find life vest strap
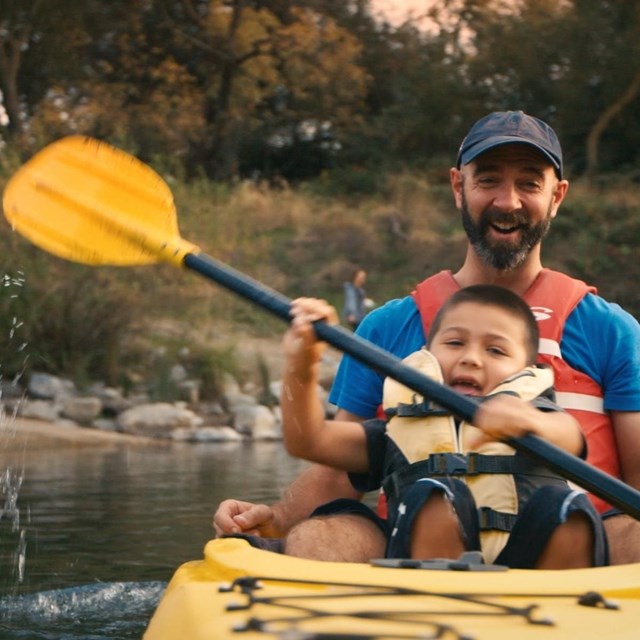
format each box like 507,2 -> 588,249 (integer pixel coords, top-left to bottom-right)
406,452 -> 556,476
383,454 -> 563,499
478,507 -> 518,532
385,400 -> 450,418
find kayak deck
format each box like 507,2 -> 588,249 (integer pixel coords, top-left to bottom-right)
144,538 -> 640,639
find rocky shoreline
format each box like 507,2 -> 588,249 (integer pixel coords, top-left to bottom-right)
1,347 -> 340,447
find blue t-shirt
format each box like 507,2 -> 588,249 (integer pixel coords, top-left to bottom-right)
328,292 -> 640,418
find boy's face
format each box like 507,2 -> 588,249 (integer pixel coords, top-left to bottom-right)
429,301 -> 530,396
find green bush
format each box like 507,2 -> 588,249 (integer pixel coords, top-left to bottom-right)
0,259 -> 139,386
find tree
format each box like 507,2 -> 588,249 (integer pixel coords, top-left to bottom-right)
58,0 -> 371,179
554,1 -> 640,176
441,0 -> 640,176
165,0 -> 370,178
0,0 -> 91,140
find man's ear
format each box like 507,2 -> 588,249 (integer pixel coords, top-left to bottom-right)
550,179 -> 569,219
450,167 -> 463,208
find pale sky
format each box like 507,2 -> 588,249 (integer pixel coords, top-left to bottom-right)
370,0 -> 437,27
370,0 -> 518,29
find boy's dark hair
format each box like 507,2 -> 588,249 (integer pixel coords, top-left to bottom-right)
427,285 -> 539,364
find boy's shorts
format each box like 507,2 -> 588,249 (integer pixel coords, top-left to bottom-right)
309,481 -> 609,568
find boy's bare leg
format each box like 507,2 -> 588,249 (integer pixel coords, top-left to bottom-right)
536,512 -> 593,569
410,493 -> 465,560
284,514 -> 386,562
604,514 -> 640,565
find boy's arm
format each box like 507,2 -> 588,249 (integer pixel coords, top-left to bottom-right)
281,298 -> 369,472
472,394 -> 584,456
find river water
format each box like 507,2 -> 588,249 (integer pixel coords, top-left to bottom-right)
0,429 -> 308,639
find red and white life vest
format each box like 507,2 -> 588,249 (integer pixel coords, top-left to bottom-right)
411,269 -> 619,514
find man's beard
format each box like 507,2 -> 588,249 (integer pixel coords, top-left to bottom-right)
460,192 -> 553,271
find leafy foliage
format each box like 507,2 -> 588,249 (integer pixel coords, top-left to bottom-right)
4,1 -> 640,178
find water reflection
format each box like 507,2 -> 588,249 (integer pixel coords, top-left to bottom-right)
0,434 -> 308,638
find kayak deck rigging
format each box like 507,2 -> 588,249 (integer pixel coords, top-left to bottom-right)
221,573 -> 619,638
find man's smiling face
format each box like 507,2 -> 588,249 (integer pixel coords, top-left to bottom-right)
456,144 -> 565,271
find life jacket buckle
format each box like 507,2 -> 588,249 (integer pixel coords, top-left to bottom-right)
431,453 -> 468,475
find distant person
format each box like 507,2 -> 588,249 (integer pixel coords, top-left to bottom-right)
280,288 -> 607,568
342,268 -> 370,330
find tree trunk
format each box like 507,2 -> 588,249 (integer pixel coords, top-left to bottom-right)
204,0 -> 245,179
585,69 -> 640,179
0,32 -> 27,136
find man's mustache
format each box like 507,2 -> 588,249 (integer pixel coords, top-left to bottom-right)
482,208 -> 530,227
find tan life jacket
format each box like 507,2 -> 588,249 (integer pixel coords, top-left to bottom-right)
383,348 -> 566,563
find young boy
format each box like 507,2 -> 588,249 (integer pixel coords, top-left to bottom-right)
281,285 -> 608,568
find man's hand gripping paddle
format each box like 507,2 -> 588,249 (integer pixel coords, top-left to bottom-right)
3,135 -> 640,520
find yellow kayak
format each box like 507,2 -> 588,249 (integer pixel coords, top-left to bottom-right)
144,538 -> 640,639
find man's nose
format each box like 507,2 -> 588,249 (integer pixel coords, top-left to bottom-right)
492,183 -> 522,211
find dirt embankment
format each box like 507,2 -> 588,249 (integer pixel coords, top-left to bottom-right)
2,417 -> 161,454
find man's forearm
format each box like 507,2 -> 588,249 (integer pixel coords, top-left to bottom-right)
271,463 -> 363,534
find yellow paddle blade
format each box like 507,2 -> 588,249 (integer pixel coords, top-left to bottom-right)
2,136 -> 199,266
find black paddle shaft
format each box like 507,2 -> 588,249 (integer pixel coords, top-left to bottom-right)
184,252 -> 640,520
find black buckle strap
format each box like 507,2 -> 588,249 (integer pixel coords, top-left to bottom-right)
478,506 -> 518,532
385,399 -> 451,418
420,453 -> 520,476
425,453 -> 470,475
424,453 -> 556,476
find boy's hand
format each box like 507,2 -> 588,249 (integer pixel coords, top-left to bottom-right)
469,394 -> 537,447
284,298 -> 338,375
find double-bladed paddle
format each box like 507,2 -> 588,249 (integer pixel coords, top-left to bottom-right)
3,135 -> 640,520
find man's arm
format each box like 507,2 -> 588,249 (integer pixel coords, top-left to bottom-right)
213,408 -> 366,537
611,410 -> 640,490
603,411 -> 640,564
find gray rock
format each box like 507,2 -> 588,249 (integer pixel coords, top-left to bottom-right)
170,364 -> 188,382
19,399 -> 60,422
233,403 -> 280,439
117,402 -> 203,438
28,372 -> 76,400
61,397 -> 103,425
87,384 -> 133,414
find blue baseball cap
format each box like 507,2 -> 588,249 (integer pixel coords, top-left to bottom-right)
456,111 -> 563,178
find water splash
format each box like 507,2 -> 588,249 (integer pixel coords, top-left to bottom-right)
0,581 -> 166,639
0,271 -> 28,591
0,469 -> 26,585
